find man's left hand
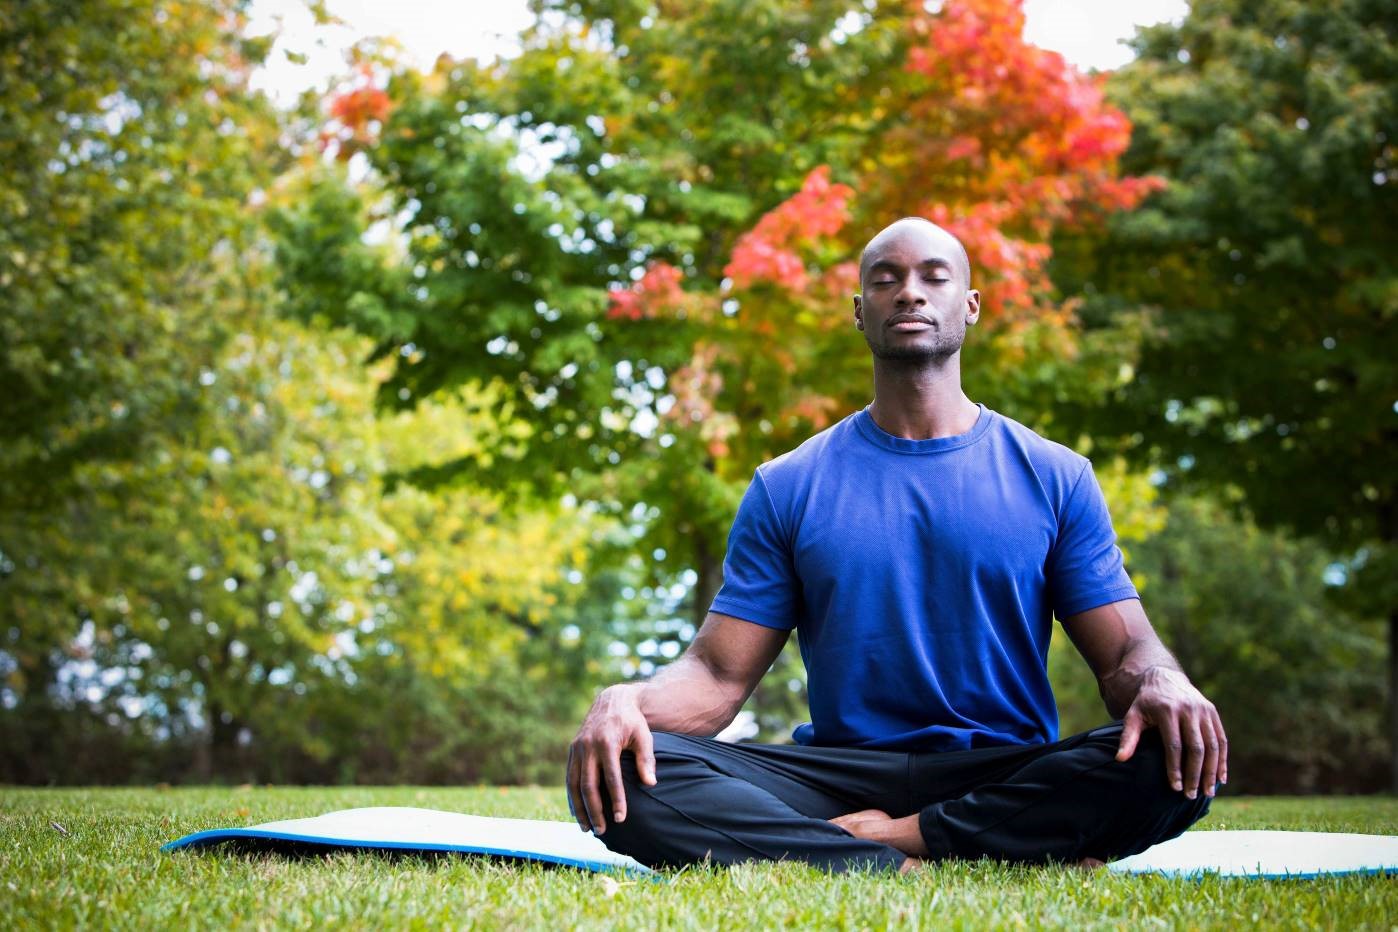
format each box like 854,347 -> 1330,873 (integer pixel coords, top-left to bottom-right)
1115,666 -> 1228,799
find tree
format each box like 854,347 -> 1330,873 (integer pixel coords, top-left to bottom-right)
0,311 -> 627,784
1050,0 -> 1397,784
0,0 -> 283,773
274,0 -> 1159,639
0,0 -> 282,509
0,0 -> 647,784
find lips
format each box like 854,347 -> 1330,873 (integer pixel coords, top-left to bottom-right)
888,314 -> 933,329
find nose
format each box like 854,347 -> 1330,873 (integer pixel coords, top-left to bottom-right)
894,273 -> 928,307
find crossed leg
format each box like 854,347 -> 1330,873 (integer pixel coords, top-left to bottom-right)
587,723 -> 1212,874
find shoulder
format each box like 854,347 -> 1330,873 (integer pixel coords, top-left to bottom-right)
986,408 -> 1090,485
754,410 -> 862,489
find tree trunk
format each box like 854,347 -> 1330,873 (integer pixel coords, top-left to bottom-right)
692,532 -> 724,631
207,699 -> 244,781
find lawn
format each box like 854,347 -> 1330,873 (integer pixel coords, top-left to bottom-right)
2,787 -> 1394,929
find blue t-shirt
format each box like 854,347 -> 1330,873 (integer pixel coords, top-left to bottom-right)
708,402 -> 1139,753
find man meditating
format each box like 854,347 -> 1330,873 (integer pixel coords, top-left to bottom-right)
565,217 -> 1225,873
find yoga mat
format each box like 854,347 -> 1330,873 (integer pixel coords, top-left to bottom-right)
162,806 -> 652,875
1107,829 -> 1398,878
165,808 -> 1397,878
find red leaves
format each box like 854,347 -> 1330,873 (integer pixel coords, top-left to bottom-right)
319,66 -> 392,161
603,0 -> 1162,461
605,262 -> 686,320
328,86 -> 391,131
724,167 -> 854,291
879,0 -> 1161,323
662,342 -> 738,459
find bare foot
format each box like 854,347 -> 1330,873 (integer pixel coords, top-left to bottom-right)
1075,857 -> 1106,871
899,856 -> 924,875
830,808 -> 892,835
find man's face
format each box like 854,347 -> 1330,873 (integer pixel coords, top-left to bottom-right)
853,224 -> 980,364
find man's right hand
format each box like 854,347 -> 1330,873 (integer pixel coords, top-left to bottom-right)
565,684 -> 658,835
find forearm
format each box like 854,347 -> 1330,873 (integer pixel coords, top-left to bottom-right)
1097,636 -> 1183,719
609,654 -> 747,737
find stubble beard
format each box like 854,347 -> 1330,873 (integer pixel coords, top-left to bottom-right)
864,323 -> 966,365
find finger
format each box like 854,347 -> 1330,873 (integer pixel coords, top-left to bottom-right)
581,749 -> 608,835
1181,714 -> 1204,800
565,746 -> 591,832
634,725 -> 657,787
602,741 -> 628,826
1158,713 -> 1183,793
1212,706 -> 1229,787
1199,713 -> 1220,798
1115,707 -> 1143,762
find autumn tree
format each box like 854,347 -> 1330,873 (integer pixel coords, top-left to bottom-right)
276,0 -> 1159,628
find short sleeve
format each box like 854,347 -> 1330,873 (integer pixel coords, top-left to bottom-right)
708,468 -> 800,631
1047,461 -> 1140,619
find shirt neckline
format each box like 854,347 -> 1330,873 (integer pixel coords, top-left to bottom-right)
854,402 -> 994,455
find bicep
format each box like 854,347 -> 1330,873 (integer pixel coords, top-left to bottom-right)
1058,598 -> 1160,680
687,611 -> 791,697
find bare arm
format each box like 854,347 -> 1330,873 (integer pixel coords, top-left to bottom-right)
566,612 -> 789,833
1060,598 -> 1228,799
627,611 -> 790,734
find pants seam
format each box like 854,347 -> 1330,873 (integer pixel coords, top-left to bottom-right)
904,752 -> 913,816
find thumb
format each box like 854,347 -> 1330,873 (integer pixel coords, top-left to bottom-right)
1116,707 -> 1144,762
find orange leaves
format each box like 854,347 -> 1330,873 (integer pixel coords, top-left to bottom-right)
328,85 -> 391,131
662,342 -> 738,459
724,167 -> 854,292
879,0 -> 1160,324
599,0 -> 1160,464
319,65 -> 392,161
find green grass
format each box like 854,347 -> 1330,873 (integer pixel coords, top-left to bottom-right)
2,787 -> 1394,929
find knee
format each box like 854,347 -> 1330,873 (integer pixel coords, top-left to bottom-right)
590,735 -> 692,864
1120,730 -> 1218,810
1102,730 -> 1212,853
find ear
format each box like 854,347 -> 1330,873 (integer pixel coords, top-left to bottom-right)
965,289 -> 981,326
853,294 -> 864,330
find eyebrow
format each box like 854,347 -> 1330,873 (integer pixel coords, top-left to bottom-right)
867,258 -> 955,275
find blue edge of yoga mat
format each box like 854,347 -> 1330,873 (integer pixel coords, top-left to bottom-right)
162,807 -> 1398,880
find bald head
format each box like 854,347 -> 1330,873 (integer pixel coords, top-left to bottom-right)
859,217 -> 972,290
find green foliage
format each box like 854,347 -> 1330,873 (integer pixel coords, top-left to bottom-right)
1052,0 -> 1397,607
0,0 -> 282,510
0,312 -> 629,784
4,788 -> 1398,929
4,0 -> 1390,792
0,0 -> 635,786
1051,494 -> 1387,793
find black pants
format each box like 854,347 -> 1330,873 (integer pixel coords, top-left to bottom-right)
589,722 -> 1212,873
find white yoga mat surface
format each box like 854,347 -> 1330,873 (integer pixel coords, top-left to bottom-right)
162,806 -> 652,875
1107,829 -> 1398,878
165,808 -> 1397,879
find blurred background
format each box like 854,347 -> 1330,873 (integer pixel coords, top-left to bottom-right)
1,0 -> 1392,793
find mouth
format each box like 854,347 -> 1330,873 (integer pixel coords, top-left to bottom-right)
888,315 -> 933,331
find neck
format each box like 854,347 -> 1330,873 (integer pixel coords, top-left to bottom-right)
867,354 -> 978,440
